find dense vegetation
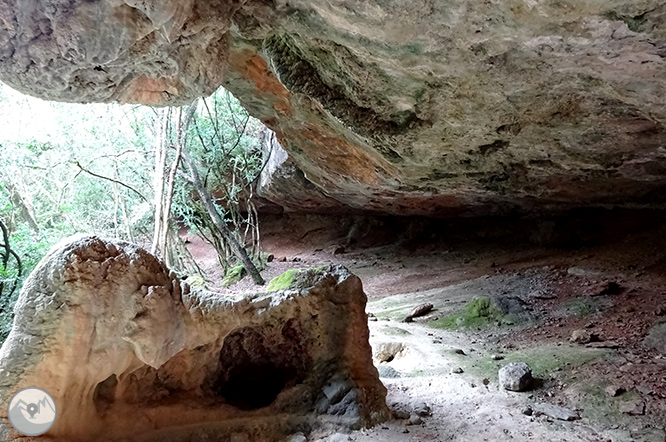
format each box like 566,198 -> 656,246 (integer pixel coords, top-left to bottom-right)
0,82 -> 268,342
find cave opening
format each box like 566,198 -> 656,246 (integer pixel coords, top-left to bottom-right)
217,362 -> 293,410
93,374 -> 118,414
214,320 -> 311,410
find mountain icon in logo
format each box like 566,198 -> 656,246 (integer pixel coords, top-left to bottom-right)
7,387 -> 57,436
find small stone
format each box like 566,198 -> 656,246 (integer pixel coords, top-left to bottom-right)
499,362 -> 533,392
266,254 -> 274,262
482,378 -> 490,386
570,329 -> 592,344
377,365 -> 402,379
278,256 -> 287,262
533,403 -> 580,421
407,414 -> 423,425
491,354 -> 504,360
619,399 -> 645,416
404,303 -> 434,322
587,281 -> 622,296
287,434 -> 307,442
605,385 -> 625,397
452,367 -> 464,374
522,406 -> 533,416
412,401 -> 431,417
389,402 -> 410,419
333,246 -> 346,255
454,348 -> 466,355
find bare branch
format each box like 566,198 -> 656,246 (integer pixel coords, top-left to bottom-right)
74,161 -> 149,203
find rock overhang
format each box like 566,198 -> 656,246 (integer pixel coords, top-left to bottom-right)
1,0 -> 666,216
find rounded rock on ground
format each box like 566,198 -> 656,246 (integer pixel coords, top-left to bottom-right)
412,401 -> 431,417
377,365 -> 402,378
499,362 -> 533,392
570,329 -> 592,344
287,434 -> 307,442
407,414 -> 423,426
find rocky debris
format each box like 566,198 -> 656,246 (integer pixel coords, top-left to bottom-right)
587,281 -> 623,297
491,354 -> 505,360
452,367 -> 464,374
326,434 -> 350,442
619,399 -> 646,416
0,236 -> 389,442
499,362 -> 534,392
412,401 -> 431,417
404,303 -> 434,323
645,321 -> 666,355
454,348 -> 466,355
586,341 -> 620,349
287,434 -> 307,442
530,290 -> 557,300
570,329 -> 599,344
333,246 -> 346,255
373,342 -> 407,363
567,267 -> 589,277
533,403 -> 580,421
522,406 -> 533,416
605,386 -> 626,397
376,365 -> 402,379
406,414 -> 423,426
388,402 -> 411,420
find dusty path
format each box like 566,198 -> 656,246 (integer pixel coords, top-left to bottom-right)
185,215 -> 666,442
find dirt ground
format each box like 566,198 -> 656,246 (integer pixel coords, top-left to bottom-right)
185,213 -> 666,442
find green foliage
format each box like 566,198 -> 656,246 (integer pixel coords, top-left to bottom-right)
267,269 -> 298,292
429,296 -> 503,329
172,88 -> 266,271
0,81 -> 267,341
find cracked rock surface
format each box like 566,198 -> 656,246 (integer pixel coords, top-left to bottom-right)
2,1 -> 666,215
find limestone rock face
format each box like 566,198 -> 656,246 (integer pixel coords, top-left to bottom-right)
0,236 -> 388,441
2,1 -> 666,215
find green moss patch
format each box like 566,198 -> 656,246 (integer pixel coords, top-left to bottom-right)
267,268 -> 299,292
428,296 -> 503,329
221,264 -> 246,288
463,343 -> 609,380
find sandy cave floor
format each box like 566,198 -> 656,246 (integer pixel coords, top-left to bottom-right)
183,216 -> 666,442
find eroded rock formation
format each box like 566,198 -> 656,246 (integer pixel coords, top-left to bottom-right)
0,236 -> 388,441
2,1 -> 666,215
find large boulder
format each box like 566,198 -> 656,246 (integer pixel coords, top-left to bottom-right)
2,1 -> 666,216
499,362 -> 534,392
0,236 -> 388,442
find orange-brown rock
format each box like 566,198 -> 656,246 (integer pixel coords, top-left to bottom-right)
2,1 -> 666,215
0,236 -> 388,441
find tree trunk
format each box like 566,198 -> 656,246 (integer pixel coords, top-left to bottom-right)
151,109 -> 169,255
181,149 -> 265,285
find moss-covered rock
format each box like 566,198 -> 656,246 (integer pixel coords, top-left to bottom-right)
267,268 -> 299,292
221,265 -> 247,288
428,296 -> 504,329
